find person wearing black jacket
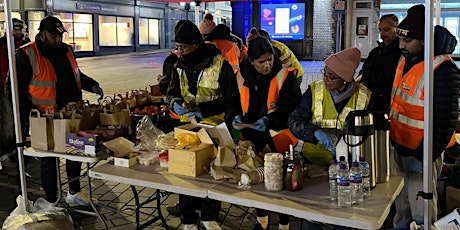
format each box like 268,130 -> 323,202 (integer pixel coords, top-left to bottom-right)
390,5 -> 460,228
16,16 -> 103,205
167,20 -> 241,230
357,14 -> 402,114
233,37 -> 301,230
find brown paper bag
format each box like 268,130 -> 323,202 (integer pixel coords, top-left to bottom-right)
30,109 -> 54,150
53,111 -> 81,152
79,106 -> 101,130
214,146 -> 237,167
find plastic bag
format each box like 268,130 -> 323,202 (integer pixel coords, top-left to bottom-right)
0,93 -> 15,156
136,115 -> 166,151
2,195 -> 74,230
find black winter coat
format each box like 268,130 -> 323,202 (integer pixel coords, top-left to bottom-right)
166,43 -> 241,127
358,38 -> 401,113
391,26 -> 460,162
238,55 -> 301,151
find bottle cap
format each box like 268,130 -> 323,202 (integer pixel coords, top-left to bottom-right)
340,163 -> 347,169
331,159 -> 338,164
339,156 -> 346,161
352,161 -> 359,167
359,156 -> 366,162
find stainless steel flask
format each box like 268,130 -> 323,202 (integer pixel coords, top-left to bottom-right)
373,113 -> 390,184
343,110 -> 376,188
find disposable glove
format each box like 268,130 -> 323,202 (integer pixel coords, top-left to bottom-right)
173,102 -> 189,115
232,115 -> 243,130
314,129 -> 332,150
252,116 -> 269,132
188,111 -> 202,119
91,85 -> 104,100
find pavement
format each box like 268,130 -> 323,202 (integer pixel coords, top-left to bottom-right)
0,50 -> 340,230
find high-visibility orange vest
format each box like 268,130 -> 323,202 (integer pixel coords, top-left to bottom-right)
22,41 -> 81,113
389,55 -> 456,150
240,67 -> 296,115
207,39 -> 240,74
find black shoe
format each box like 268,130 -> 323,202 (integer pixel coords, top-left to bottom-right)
253,223 -> 267,230
166,203 -> 181,217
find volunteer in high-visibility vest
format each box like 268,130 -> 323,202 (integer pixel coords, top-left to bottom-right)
289,47 -> 372,168
204,24 -> 241,75
16,16 -> 103,206
389,5 -> 460,228
233,36 -> 301,230
167,20 -> 241,230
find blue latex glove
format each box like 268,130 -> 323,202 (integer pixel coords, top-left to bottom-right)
252,116 -> 269,132
187,111 -> 202,119
173,102 -> 189,115
314,129 -> 332,150
91,85 -> 104,100
232,115 -> 243,130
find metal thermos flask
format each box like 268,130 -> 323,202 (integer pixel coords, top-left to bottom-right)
343,110 -> 376,188
373,113 -> 390,184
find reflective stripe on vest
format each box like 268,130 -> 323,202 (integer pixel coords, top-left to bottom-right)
270,40 -> 304,78
209,40 -> 241,74
23,42 -> 81,113
240,67 -> 294,115
390,54 -> 456,149
311,80 -> 371,130
177,55 -> 224,105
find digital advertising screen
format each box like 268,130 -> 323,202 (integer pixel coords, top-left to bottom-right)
260,3 -> 305,40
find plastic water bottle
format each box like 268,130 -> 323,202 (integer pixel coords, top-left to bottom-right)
329,159 -> 339,201
359,156 -> 371,198
339,156 -> 349,170
350,161 -> 363,204
337,163 -> 351,208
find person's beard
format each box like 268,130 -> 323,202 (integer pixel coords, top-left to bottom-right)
42,36 -> 62,49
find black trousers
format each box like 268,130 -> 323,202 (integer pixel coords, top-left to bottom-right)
40,157 -> 82,203
179,194 -> 221,224
256,208 -> 290,225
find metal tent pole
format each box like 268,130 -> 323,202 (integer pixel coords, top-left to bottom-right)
423,1 -> 434,229
2,0 -> 29,212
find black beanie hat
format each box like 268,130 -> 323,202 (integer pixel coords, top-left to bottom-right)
397,4 -> 425,40
175,20 -> 202,45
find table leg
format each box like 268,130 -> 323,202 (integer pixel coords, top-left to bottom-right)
130,186 -> 169,230
86,162 -> 108,229
55,158 -> 62,206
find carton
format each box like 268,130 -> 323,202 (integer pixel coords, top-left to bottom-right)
65,133 -> 101,157
103,137 -> 138,167
168,143 -> 215,177
434,208 -> 460,230
446,186 -> 460,213
174,122 -> 235,148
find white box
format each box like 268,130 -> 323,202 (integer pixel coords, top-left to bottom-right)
434,208 -> 460,230
103,137 -> 138,167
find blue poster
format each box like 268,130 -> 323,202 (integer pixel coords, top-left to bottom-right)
260,3 -> 305,40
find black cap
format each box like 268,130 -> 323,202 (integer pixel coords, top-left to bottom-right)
175,20 -> 202,45
397,5 -> 425,40
39,16 -> 67,35
12,18 -> 25,29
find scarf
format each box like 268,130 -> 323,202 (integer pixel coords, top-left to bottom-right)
330,81 -> 358,104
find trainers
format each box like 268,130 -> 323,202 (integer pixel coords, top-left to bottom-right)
65,191 -> 97,207
182,224 -> 198,230
202,221 -> 221,230
166,203 -> 181,217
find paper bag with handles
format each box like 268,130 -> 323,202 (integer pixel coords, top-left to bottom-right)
79,101 -> 101,131
30,109 -> 54,150
53,111 -> 81,153
99,105 -> 131,126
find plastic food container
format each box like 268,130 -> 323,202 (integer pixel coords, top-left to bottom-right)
137,152 -> 159,166
159,150 -> 169,168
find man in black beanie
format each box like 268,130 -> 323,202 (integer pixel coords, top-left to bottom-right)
166,20 -> 241,230
390,4 -> 460,228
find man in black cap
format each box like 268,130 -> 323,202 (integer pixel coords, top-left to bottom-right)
389,4 -> 460,228
167,20 -> 241,230
15,15 -> 104,206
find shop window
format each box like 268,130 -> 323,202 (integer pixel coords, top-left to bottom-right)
99,15 -> 133,46
140,18 -> 159,45
54,13 -> 93,52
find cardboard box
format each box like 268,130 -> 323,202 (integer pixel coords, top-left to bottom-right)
65,133 -> 101,156
168,143 -> 215,177
103,137 -> 138,167
446,186 -> 460,213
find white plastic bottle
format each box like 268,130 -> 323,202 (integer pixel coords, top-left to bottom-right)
329,159 -> 339,201
337,163 -> 351,208
350,161 -> 363,204
359,156 -> 371,198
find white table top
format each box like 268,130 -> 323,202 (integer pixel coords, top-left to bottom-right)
23,148 -> 109,163
89,163 -> 219,198
207,176 -> 404,230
